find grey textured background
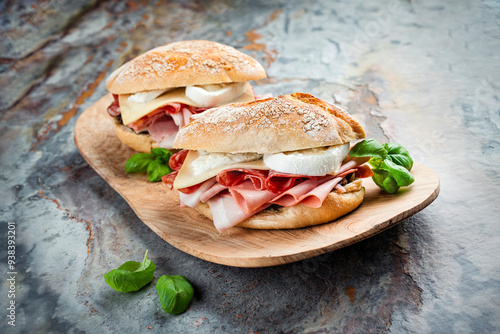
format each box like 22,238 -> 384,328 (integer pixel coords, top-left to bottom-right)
1,0 -> 499,333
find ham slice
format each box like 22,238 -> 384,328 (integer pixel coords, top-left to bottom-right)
199,183 -> 228,203
178,178 -> 217,208
227,180 -> 277,214
146,108 -> 194,148
147,114 -> 178,147
126,108 -> 166,132
116,102 -> 207,142
271,176 -> 342,207
208,194 -> 270,232
335,184 -> 346,193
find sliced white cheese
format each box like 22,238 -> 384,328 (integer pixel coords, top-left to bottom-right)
128,88 -> 175,103
263,143 -> 350,176
173,150 -> 269,189
119,82 -> 255,126
191,151 -> 262,176
185,82 -> 247,107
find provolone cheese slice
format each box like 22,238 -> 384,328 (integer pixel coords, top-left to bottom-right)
173,150 -> 269,189
119,83 -> 255,126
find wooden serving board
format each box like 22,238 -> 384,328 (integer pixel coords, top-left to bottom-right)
74,94 -> 440,268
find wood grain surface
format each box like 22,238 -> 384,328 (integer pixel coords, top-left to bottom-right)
74,94 -> 440,267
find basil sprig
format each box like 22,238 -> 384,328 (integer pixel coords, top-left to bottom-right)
349,139 -> 414,194
104,250 -> 156,292
156,275 -> 194,314
125,148 -> 172,182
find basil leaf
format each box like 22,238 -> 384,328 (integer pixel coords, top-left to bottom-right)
349,139 -> 387,159
368,157 -> 384,170
372,169 -> 400,194
104,250 -> 156,293
379,160 -> 415,187
125,153 -> 155,173
156,275 -> 194,315
147,160 -> 172,182
384,143 -> 413,171
151,148 -> 173,164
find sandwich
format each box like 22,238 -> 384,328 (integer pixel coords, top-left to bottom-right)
105,40 -> 267,152
162,92 -> 373,231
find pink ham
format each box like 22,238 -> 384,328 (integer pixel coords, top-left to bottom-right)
208,194 -> 270,232
198,179 -> 276,214
178,178 -> 217,208
270,176 -> 342,208
227,180 -> 277,214
147,108 -> 194,147
199,183 -> 228,203
182,108 -> 193,126
147,114 -> 178,147
120,103 -> 207,144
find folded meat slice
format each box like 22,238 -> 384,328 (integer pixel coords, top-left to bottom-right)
208,194 -> 271,232
147,114 -> 179,148
124,104 -> 207,148
227,180 -> 277,214
271,176 -> 342,208
178,178 -> 217,208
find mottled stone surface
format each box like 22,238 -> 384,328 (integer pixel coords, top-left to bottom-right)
1,0 -> 499,333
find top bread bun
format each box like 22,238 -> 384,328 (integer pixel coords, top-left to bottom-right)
106,40 -> 267,95
173,92 -> 366,154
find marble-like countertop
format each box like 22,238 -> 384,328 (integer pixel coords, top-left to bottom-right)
1,0 -> 499,333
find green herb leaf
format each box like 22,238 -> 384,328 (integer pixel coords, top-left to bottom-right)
379,160 -> 415,187
125,149 -> 173,182
349,139 -> 415,194
125,153 -> 155,173
349,139 -> 387,159
104,250 -> 156,293
156,275 -> 194,315
147,160 -> 172,182
151,148 -> 173,164
372,169 -> 400,194
383,143 -> 413,171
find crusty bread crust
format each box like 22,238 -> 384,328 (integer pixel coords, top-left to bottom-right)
114,123 -> 159,153
195,180 -> 365,229
106,40 -> 267,94
173,93 -> 366,154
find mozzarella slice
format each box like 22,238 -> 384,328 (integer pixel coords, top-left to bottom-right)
173,150 -> 268,189
263,143 -> 350,176
191,151 -> 263,176
185,82 -> 247,107
118,83 -> 254,125
128,88 -> 174,103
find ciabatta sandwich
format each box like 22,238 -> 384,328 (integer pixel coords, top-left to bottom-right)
162,93 -> 373,231
106,40 -> 267,152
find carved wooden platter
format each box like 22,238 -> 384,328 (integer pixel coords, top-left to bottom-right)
74,95 -> 440,267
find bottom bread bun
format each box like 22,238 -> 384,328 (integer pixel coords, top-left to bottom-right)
114,123 -> 159,153
196,180 -> 365,230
